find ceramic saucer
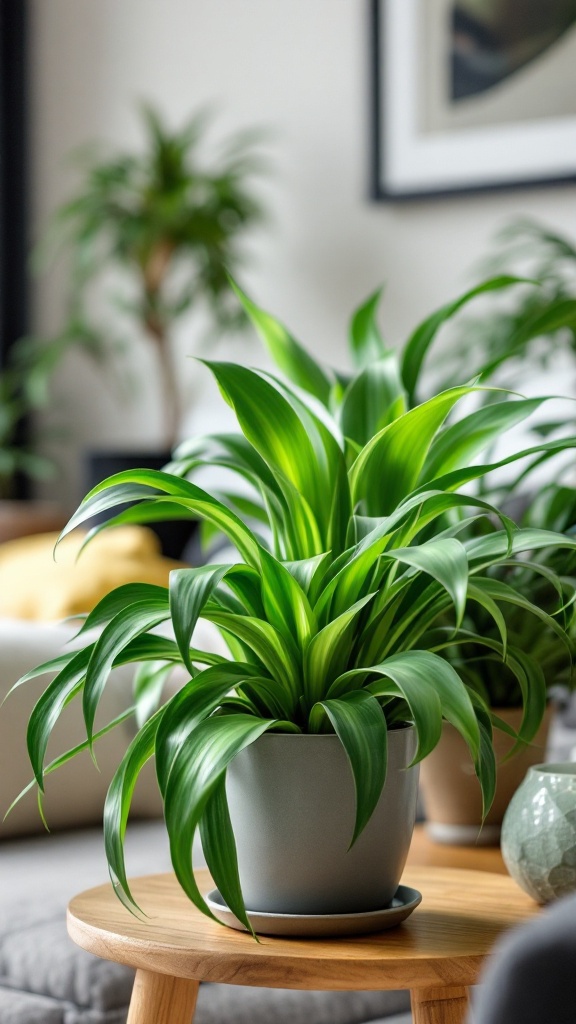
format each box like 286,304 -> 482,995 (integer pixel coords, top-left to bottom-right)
205,884 -> 422,937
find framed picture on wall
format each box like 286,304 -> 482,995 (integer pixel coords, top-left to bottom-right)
371,0 -> 576,200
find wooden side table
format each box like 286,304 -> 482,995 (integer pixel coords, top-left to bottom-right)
68,866 -> 537,1024
408,824 -> 507,874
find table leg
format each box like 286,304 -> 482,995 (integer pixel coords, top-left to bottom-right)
411,985 -> 470,1024
127,969 -> 200,1024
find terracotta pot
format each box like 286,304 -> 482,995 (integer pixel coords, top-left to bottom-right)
419,706 -> 552,845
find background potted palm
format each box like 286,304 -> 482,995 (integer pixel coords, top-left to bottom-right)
29,104 -> 266,555
8,279 -> 576,936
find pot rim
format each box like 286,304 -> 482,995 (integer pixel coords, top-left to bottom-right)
253,722 -> 415,739
529,761 -> 576,779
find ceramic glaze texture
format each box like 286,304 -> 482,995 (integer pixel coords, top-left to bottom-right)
225,725 -> 419,915
501,763 -> 576,903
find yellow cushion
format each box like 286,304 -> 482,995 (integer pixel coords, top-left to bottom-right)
0,526 -> 185,621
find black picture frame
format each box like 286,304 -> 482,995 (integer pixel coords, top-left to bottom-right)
371,0 -> 576,201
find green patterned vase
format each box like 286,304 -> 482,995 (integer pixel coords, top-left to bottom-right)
501,763 -> 576,903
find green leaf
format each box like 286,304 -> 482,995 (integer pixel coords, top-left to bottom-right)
420,397 -> 547,483
204,361 -> 350,554
170,565 -> 231,674
83,598 -> 170,745
199,776 -> 255,936
5,705 -> 135,824
27,647 -> 93,789
477,297 -> 576,380
466,691 -> 497,817
164,714 -> 274,923
419,437 -> 576,498
258,547 -> 316,650
337,649 -> 481,767
466,583 -> 508,662
311,691 -> 388,845
283,552 -> 332,603
204,609 -> 300,706
400,276 -> 526,403
466,528 -> 576,570
382,538 -> 469,628
77,583 -> 170,636
339,356 -> 406,448
349,287 -> 387,368
133,661 -> 175,727
350,386 -> 477,515
155,663 -> 264,795
217,563 -> 265,618
304,593 -> 375,707
104,711 -> 161,910
2,648 -> 81,705
470,576 -> 570,650
231,280 -> 332,404
173,431 -> 279,496
59,469 -> 262,566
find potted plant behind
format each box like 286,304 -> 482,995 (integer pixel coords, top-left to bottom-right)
380,239 -> 576,845
419,490 -> 576,843
29,104 -> 266,557
7,282 -> 576,936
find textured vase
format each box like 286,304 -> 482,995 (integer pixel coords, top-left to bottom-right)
225,725 -> 419,915
501,763 -> 576,903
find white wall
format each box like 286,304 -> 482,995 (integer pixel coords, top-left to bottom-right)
30,0 -> 576,508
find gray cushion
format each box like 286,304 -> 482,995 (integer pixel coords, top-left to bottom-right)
0,989 -> 66,1024
367,1017 -> 412,1024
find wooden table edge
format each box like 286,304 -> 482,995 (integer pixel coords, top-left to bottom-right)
66,903 -> 488,991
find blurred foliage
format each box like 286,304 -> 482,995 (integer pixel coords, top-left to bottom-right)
27,104 -> 268,448
427,218 -> 576,704
436,218 -> 576,395
0,341 -> 57,499
446,484 -> 576,708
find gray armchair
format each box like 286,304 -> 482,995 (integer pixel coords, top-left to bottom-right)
472,892 -> 576,1024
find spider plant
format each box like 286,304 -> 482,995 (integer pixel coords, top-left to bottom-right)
8,282 -> 576,935
218,277 -> 576,705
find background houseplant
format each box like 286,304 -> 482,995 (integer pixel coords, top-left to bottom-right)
8,279 -> 576,933
377,229 -> 576,840
34,104 -> 266,451
25,105 -> 266,555
437,218 -> 576,400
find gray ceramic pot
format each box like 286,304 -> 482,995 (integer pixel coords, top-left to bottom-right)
225,725 -> 419,915
501,762 -> 576,903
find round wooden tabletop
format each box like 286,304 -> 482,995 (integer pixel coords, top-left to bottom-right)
67,866 -> 538,992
